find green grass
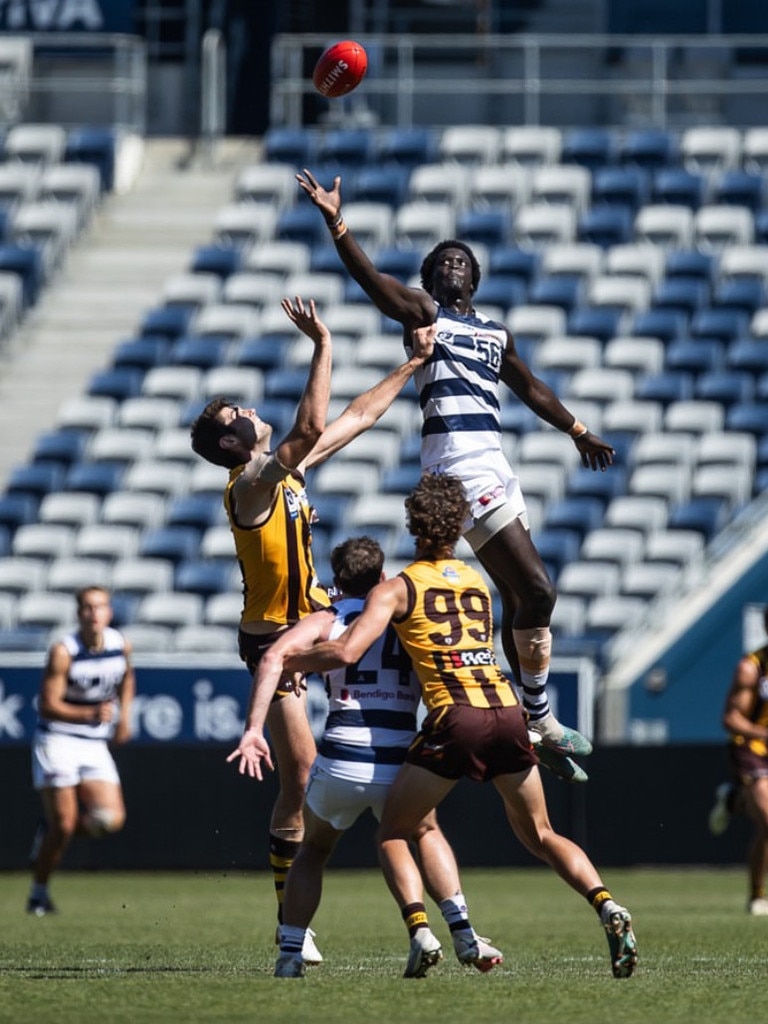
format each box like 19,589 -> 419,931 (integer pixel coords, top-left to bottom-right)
0,867 -> 765,1023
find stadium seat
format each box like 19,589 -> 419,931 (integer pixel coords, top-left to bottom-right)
377,127 -> 437,168
338,203 -> 393,250
139,526 -> 201,565
691,464 -> 753,510
577,205 -> 634,248
726,402 -> 768,438
592,167 -> 650,211
680,126 -> 741,176
12,522 -> 76,559
619,128 -> 677,170
0,493 -> 39,532
212,203 -> 277,249
349,165 -> 411,207
514,202 -> 576,249
233,163 -> 297,209
619,562 -> 681,600
488,246 -> 539,287
725,338 -> 768,376
5,123 -> 66,167
0,243 -> 44,305
16,591 -> 76,630
566,367 -> 634,405
534,335 -> 601,373
456,209 -> 511,248
652,277 -> 709,317
690,309 -> 749,343
501,126 -> 562,167
694,370 -> 754,407
634,205 -> 694,249
173,624 -> 237,654
557,560 -> 621,600
664,400 -> 724,435
587,275 -> 650,314
561,127 -> 613,171
112,336 -> 172,370
468,165 -> 531,214
189,243 -> 242,279
439,125 -> 500,166
644,529 -> 705,568
472,274 -> 525,313
528,274 -> 582,314
174,559 -> 234,597
0,555 -> 48,594
87,367 -> 144,401
395,201 -> 455,249
32,429 -> 90,468
64,125 -> 117,191
100,492 -> 167,530
634,371 -> 694,405
711,170 -> 765,213
651,168 -> 706,210
263,126 -> 314,166
566,306 -> 624,343
603,335 -> 664,376
135,591 -> 204,629
317,128 -> 373,168
6,462 -> 66,498
667,496 -> 729,539
630,309 -> 687,343
38,492 -> 101,528
604,494 -> 669,535
542,496 -> 604,538
664,250 -> 716,283
64,461 -> 125,496
694,205 -> 754,252
664,337 -> 724,375
46,556 -> 112,593
742,127 -> 768,174
604,243 -> 665,286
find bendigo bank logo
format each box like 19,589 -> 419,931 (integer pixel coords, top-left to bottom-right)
434,647 -> 495,671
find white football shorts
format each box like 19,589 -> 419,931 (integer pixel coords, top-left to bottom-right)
32,732 -> 121,790
304,762 -> 392,831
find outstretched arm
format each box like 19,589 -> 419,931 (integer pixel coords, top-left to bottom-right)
306,324 -> 435,468
500,331 -> 614,471
722,655 -> 767,741
296,169 -> 434,327
226,609 -> 337,779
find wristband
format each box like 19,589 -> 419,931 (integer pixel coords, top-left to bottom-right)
329,216 -> 347,240
568,419 -> 588,439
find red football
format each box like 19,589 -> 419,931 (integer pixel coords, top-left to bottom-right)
312,40 -> 368,98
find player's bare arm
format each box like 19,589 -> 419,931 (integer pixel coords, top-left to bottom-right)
723,656 -> 768,740
305,324 -> 436,469
112,645 -> 135,745
296,168 -> 433,326
500,332 -> 614,471
38,644 -> 114,725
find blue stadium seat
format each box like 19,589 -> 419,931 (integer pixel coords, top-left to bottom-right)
488,247 -> 539,287
528,274 -> 583,314
6,462 -> 65,498
64,461 -> 125,495
695,370 -> 754,407
139,305 -> 195,340
473,274 -> 526,312
168,335 -> 233,369
234,334 -> 288,371
112,336 -> 172,370
726,338 -> 768,376
757,373 -> 768,402
664,338 -> 724,375
566,466 -> 628,505
561,128 -> 614,171
139,526 -> 201,564
532,528 -> 581,580
374,246 -> 423,282
664,250 -> 716,283
189,244 -> 242,279
263,126 -> 314,165
619,129 -> 677,170
32,429 -> 90,467
379,463 -> 424,494
577,205 -> 634,248
109,592 -> 141,627
651,168 -> 706,209
667,496 -> 729,539
725,402 -> 768,437
175,559 -> 233,596
566,306 -> 624,343
712,278 -> 765,317
317,129 -> 373,168
65,126 -> 115,191
690,309 -> 749,343
711,170 -> 765,212
377,127 -> 437,167
343,277 -> 372,304
634,371 -> 694,404
455,209 -> 511,247
542,496 -> 604,539
275,205 -> 324,248
0,493 -> 39,531
87,367 -> 144,401
350,165 -> 411,207
166,494 -> 223,530
754,209 -> 768,244
631,309 -> 688,343
652,277 -> 710,317
0,244 -> 44,305
309,244 -> 348,276
591,167 -> 650,211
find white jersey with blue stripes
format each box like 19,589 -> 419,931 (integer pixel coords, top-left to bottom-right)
37,626 -> 129,741
316,597 -> 421,784
408,304 -> 508,469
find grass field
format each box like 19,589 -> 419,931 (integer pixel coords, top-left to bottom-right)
1,866 -> 765,1024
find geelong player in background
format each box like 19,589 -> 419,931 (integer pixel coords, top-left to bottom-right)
27,586 -> 135,915
228,535 -> 503,979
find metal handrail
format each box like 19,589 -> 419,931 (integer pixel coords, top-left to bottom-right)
271,32 -> 768,130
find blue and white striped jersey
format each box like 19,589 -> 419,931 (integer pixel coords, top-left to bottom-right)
37,626 -> 129,741
316,597 -> 421,783
408,304 -> 508,468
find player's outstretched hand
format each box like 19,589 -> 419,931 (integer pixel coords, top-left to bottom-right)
226,728 -> 274,781
574,431 -> 615,471
296,168 -> 341,222
281,296 -> 331,346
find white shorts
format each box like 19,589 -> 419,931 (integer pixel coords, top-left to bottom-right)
304,762 -> 392,831
32,732 -> 121,791
428,450 -> 527,549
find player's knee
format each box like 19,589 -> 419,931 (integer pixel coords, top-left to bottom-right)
82,806 -> 124,837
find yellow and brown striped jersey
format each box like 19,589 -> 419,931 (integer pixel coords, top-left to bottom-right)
393,558 -> 519,711
224,466 -> 330,628
732,643 -> 768,758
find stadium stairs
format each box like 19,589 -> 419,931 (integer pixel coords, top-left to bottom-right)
0,137 -> 261,491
